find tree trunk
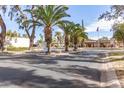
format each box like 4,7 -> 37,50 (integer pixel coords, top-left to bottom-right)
44,26 -> 52,54
73,44 -> 77,51
123,39 -> 124,48
73,38 -> 78,51
29,23 -> 36,50
0,14 -> 6,52
47,42 -> 51,55
65,34 -> 69,52
29,38 -> 34,50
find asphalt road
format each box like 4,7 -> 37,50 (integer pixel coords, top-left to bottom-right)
0,51 -> 104,88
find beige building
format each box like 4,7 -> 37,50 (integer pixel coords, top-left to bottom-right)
84,39 -> 119,48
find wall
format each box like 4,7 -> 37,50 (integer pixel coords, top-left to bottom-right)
6,37 -> 30,47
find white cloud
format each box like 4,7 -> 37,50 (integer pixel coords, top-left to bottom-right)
85,17 -> 124,33
53,28 -> 64,36
55,28 -> 64,33
85,19 -> 115,32
89,35 -> 112,40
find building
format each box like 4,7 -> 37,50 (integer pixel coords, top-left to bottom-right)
6,37 -> 30,47
84,38 -> 118,48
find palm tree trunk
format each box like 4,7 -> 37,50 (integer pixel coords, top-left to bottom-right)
47,43 -> 51,54
65,35 -> 69,52
44,26 -> 52,54
73,38 -> 78,51
0,14 -> 6,52
123,39 -> 124,48
74,44 -> 77,51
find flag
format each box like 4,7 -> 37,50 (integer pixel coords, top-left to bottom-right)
96,27 -> 99,32
110,29 -> 112,32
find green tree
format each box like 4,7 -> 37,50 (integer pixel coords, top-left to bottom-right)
16,5 -> 42,50
70,23 -> 87,51
99,5 -> 124,48
34,5 -> 70,54
6,30 -> 12,38
0,5 -> 24,51
55,31 -> 62,47
112,23 -> 124,46
6,30 -> 18,39
38,34 -> 43,45
58,21 -> 73,51
99,5 -> 124,20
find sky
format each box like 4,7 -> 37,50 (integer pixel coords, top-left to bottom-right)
0,5 -> 114,41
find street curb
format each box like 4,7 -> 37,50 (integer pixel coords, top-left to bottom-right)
100,62 -> 121,88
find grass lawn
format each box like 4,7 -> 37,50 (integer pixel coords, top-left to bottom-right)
110,52 -> 124,56
7,46 -> 28,52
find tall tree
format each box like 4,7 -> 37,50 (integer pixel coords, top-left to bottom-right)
0,14 -> 6,51
55,31 -> 62,47
112,23 -> 124,47
58,21 -> 73,51
38,34 -> 43,45
99,5 -> 124,20
0,5 -> 24,51
34,5 -> 70,54
15,5 -> 42,49
70,23 -> 87,51
99,5 -> 124,48
0,6 -> 7,52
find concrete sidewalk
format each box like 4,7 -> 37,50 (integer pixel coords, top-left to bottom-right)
100,55 -> 121,88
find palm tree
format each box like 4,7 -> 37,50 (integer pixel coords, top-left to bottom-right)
34,5 -> 70,54
55,31 -> 62,47
37,34 -> 43,46
58,21 -> 73,51
70,23 -> 87,51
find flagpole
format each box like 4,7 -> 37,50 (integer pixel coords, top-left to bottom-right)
110,28 -> 115,48
98,30 -> 100,47
97,27 -> 100,48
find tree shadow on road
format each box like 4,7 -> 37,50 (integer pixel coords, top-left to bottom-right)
0,54 -> 58,64
52,54 -> 106,64
44,65 -> 101,82
0,53 -> 105,65
0,66 -> 101,88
